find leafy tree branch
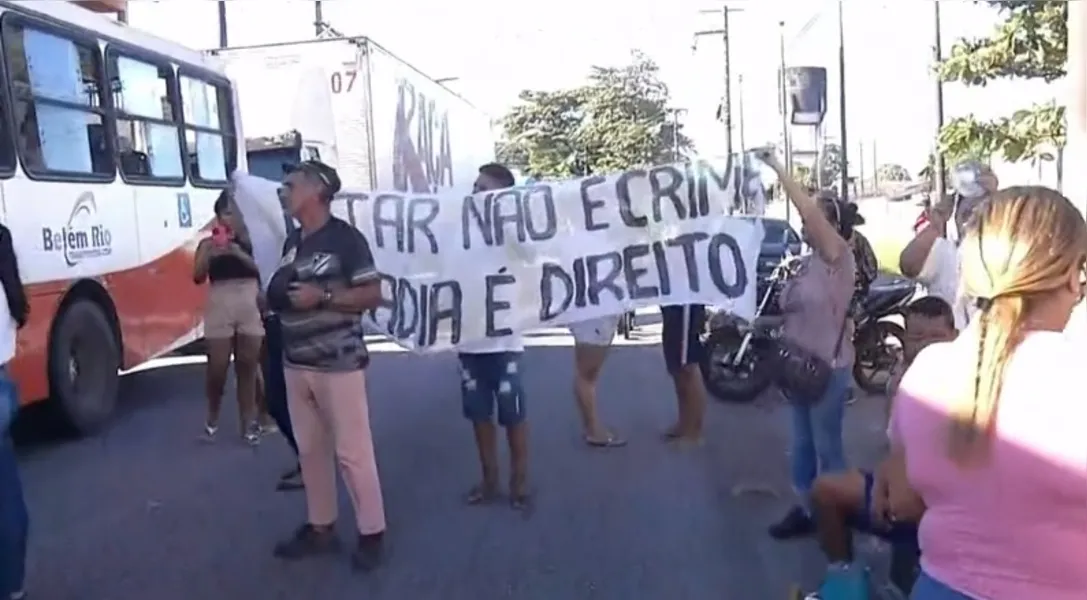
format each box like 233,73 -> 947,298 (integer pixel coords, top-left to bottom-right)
937,0 -> 1066,85
935,1 -> 1067,165
496,51 -> 693,179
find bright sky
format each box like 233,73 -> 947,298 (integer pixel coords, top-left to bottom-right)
125,0 -> 1062,176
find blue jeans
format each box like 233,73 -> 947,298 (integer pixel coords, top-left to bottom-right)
0,434 -> 27,596
458,352 -> 526,427
911,572 -> 975,599
787,367 -> 850,502
262,315 -> 296,454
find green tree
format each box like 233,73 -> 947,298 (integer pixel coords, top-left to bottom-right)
793,164 -> 812,186
936,1 -> 1066,164
815,143 -> 844,188
496,52 -> 693,178
876,163 -> 911,182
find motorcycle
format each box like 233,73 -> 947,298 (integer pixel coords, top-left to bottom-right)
617,310 -> 637,340
699,257 -> 794,403
700,260 -> 915,403
851,275 -> 915,394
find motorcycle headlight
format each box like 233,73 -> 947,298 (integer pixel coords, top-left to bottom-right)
708,309 -> 748,332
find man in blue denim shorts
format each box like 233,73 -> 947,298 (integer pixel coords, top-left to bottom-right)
459,163 -> 530,511
0,220 -> 30,600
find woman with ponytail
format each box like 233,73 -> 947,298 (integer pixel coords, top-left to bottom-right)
889,186 -> 1087,599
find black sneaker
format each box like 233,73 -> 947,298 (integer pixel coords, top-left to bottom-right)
273,524 -> 341,560
276,464 -> 304,491
350,532 -> 385,572
768,505 -> 815,540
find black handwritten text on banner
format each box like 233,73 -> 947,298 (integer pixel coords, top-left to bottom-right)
232,160 -> 765,351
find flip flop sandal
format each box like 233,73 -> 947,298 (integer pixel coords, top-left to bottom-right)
464,484 -> 499,506
661,427 -> 681,441
585,434 -> 627,448
509,490 -> 534,516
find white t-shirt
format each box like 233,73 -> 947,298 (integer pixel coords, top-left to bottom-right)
0,280 -> 17,365
917,237 -> 972,329
457,334 -> 525,354
917,237 -> 1087,337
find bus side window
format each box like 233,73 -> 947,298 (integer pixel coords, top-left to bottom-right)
1,20 -> 113,179
107,51 -> 183,182
0,77 -> 13,175
178,74 -> 235,186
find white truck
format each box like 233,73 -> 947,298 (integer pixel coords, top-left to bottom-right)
206,37 -> 496,194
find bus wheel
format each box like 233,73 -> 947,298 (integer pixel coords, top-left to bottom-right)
48,300 -> 120,435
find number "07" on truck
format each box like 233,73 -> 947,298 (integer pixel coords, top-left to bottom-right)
330,69 -> 357,94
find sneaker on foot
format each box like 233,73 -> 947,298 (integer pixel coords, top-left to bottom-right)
273,524 -> 340,560
768,505 -> 815,540
201,423 -> 218,442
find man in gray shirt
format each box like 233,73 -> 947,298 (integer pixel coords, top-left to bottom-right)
265,160 -> 387,572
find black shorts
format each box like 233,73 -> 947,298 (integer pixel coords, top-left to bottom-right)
660,304 -> 706,374
848,470 -> 920,547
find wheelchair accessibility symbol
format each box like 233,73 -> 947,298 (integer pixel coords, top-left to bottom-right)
177,193 -> 192,228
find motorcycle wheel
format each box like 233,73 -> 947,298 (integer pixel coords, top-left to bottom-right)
699,327 -> 773,403
852,320 -> 906,395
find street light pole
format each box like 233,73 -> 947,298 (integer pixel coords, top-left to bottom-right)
932,0 -> 947,201
837,0 -> 850,203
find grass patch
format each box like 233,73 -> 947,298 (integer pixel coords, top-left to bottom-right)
859,225 -> 909,277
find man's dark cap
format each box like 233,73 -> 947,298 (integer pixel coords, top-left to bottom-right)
288,160 -> 342,198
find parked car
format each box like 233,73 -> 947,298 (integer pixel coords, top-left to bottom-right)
744,217 -> 802,303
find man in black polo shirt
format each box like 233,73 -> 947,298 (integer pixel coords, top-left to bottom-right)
265,160 -> 387,572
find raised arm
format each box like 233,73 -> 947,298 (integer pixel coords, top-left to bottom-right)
899,199 -> 950,279
756,149 -> 847,264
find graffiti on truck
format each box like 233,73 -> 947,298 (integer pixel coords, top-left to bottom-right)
392,78 -> 453,194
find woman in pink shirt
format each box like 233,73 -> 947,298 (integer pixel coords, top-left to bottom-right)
889,186 -> 1087,599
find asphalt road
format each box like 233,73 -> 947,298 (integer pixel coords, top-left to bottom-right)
12,316 -> 889,600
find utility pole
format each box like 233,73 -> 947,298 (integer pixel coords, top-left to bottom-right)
737,74 -> 747,153
872,140 -> 880,194
858,140 -> 866,196
721,8 -> 733,160
695,6 -> 742,160
315,0 -> 324,37
837,0 -> 850,203
217,0 -> 228,48
777,22 -> 793,176
778,20 -> 793,221
932,0 -> 947,201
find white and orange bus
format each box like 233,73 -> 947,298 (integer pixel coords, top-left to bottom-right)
0,0 -> 242,433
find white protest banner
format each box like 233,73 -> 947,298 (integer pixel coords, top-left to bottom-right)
233,158 -> 767,351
